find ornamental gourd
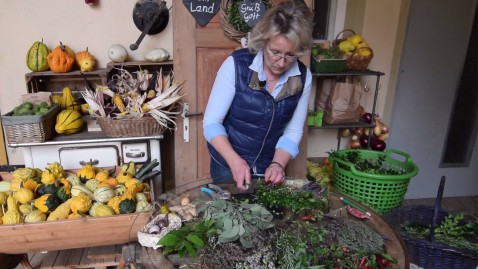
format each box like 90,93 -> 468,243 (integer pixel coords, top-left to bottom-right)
26,40 -> 50,72
24,210 -> 47,223
77,162 -> 96,180
70,193 -> 92,214
60,87 -> 81,112
119,188 -> 137,214
93,186 -> 115,203
34,194 -> 61,213
95,204 -> 116,217
47,199 -> 72,221
55,109 -> 84,134
13,187 -> 35,204
47,43 -> 75,73
3,196 -> 23,225
75,47 -> 96,72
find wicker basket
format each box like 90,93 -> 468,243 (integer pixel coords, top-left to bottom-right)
137,214 -> 182,249
1,104 -> 60,143
96,116 -> 164,138
333,29 -> 374,71
219,0 -> 248,43
384,176 -> 478,269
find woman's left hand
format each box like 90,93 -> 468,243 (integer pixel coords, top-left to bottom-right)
265,162 -> 285,185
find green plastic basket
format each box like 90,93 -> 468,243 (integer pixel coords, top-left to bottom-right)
329,149 -> 419,214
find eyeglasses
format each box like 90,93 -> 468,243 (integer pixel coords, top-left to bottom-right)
265,48 -> 300,63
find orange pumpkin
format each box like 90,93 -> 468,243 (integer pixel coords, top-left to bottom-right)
47,44 -> 74,73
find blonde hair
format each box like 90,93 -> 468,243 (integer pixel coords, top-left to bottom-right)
248,0 -> 313,55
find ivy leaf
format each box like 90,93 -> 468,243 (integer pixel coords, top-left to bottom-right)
157,233 -> 180,246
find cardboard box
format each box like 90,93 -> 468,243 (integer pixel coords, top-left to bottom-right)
0,171 -> 152,254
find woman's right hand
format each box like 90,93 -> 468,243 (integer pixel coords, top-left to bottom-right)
230,158 -> 251,190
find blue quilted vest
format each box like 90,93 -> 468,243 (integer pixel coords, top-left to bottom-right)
208,49 -> 307,174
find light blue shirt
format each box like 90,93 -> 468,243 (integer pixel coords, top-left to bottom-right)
203,50 -> 312,158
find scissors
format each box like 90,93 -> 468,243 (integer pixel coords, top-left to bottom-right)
200,184 -> 231,199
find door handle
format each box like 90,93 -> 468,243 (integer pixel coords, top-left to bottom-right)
181,103 -> 203,143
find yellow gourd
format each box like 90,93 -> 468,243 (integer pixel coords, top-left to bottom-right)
70,193 -> 92,214
13,187 -> 35,204
0,192 -> 8,206
125,178 -> 144,193
24,210 -> 47,223
68,212 -> 82,219
19,204 -> 34,216
3,196 -> 23,225
9,178 -> 24,192
55,109 -> 84,135
60,86 -> 81,112
47,199 -> 72,221
23,178 -> 40,192
116,172 -> 133,184
107,196 -> 121,214
41,169 -> 57,185
77,162 -> 96,179
34,194 -> 61,213
95,204 -> 116,217
94,170 -> 110,182
46,162 -> 65,179
12,168 -> 36,181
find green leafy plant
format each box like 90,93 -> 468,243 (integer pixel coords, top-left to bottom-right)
157,219 -> 217,258
255,181 -> 321,215
329,150 -> 404,175
198,198 -> 274,248
403,213 -> 478,252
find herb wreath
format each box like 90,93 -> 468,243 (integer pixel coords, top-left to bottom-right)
228,0 -> 273,33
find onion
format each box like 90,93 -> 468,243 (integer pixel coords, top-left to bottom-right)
371,137 -> 386,151
354,127 -> 364,136
377,133 -> 389,141
373,120 -> 382,136
361,113 -> 373,123
381,124 -> 390,134
351,135 -> 359,141
359,135 -> 369,148
341,128 -> 351,137
348,140 -> 361,149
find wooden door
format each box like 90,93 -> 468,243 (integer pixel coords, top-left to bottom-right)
172,0 -> 310,188
0,121 -> 7,165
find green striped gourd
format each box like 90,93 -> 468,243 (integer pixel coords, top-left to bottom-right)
55,110 -> 84,134
26,40 -> 50,72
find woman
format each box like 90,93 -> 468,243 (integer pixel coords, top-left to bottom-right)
203,0 -> 313,190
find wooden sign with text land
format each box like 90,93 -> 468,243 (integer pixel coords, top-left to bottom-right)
183,0 -> 221,27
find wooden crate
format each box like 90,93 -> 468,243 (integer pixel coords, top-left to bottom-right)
25,69 -> 107,94
0,172 -> 152,255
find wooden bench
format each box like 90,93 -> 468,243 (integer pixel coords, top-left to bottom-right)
16,244 -> 125,269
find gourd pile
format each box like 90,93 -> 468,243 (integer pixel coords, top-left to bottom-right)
0,160 -> 159,225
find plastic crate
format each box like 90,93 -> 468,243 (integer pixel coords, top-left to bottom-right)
328,149 -> 418,214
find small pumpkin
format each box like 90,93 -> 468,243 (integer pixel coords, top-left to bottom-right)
9,178 -> 24,192
77,162 -> 96,179
36,182 -> 59,196
34,194 -> 61,213
68,212 -> 83,219
85,179 -> 100,192
119,188 -> 136,214
94,170 -> 110,182
95,204 -> 116,217
93,186 -> 115,203
47,199 -> 72,221
89,202 -> 102,217
55,109 -> 84,134
24,210 -> 47,223
13,187 -> 35,204
71,185 -> 94,199
41,169 -> 57,185
75,47 -> 96,72
47,43 -> 75,73
125,178 -> 144,193
116,171 -> 133,184
23,178 -> 40,192
70,193 -> 92,214
0,182 -> 11,193
0,192 -> 8,206
60,86 -> 81,112
19,204 -> 34,216
135,200 -> 152,213
107,196 -> 122,214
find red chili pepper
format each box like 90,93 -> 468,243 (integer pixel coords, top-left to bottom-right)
359,256 -> 366,267
302,215 -> 312,221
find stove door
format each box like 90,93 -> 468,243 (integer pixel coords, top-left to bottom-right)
59,145 -> 120,170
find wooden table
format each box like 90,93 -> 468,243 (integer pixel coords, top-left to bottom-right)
122,181 -> 409,269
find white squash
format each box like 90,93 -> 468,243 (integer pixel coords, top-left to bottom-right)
108,44 -> 128,63
144,48 -> 170,62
